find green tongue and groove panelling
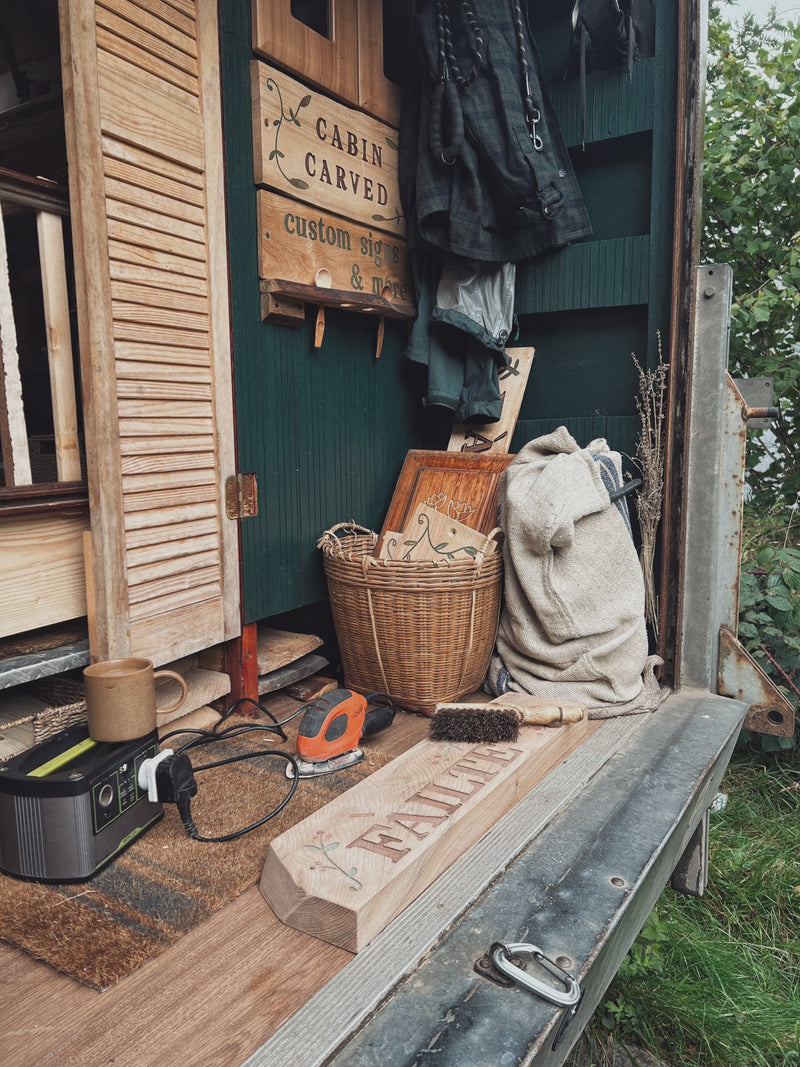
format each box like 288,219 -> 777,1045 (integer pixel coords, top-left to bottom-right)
219,0 -> 677,622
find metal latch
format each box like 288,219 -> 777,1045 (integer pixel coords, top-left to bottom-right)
489,942 -> 581,1008
225,473 -> 258,519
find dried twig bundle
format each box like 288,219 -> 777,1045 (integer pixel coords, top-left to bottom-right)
633,336 -> 667,636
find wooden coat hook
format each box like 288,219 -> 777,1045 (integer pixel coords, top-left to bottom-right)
314,268 -> 332,349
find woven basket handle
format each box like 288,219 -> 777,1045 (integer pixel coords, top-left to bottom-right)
317,520 -> 377,557
475,527 -> 504,568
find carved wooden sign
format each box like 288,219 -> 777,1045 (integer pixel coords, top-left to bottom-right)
251,60 -> 405,239
260,722 -> 589,951
257,190 -> 413,308
448,347 -> 536,453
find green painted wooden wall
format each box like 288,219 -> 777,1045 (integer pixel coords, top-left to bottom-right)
219,0 -> 678,623
219,1 -> 423,622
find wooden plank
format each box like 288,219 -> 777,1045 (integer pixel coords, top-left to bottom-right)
106,199 -> 206,247
60,0 -> 130,658
119,434 -> 216,455
102,134 -> 204,189
123,501 -> 217,530
114,340 -> 211,365
120,450 -> 215,474
122,467 -> 217,494
252,0 -> 359,107
97,25 -> 199,97
36,211 -> 82,481
261,722 -> 591,952
448,347 -> 535,454
124,516 -> 219,548
195,0 -> 240,644
113,323 -> 210,349
251,61 -> 404,238
118,416 -> 214,437
128,549 -> 219,587
104,175 -> 206,224
108,250 -> 210,293
97,1 -> 197,67
116,378 -> 212,401
106,219 -> 208,263
261,278 -> 414,320
126,532 -> 218,568
257,189 -> 412,308
283,675 -> 339,702
127,597 -> 225,661
111,280 -> 209,315
0,513 -> 89,638
128,578 -> 221,620
380,451 -> 514,540
258,652 -> 330,696
355,0 -> 403,125
257,627 -> 324,675
122,485 -> 218,513
116,361 -> 210,384
98,52 -> 204,170
101,0 -> 196,40
381,504 -> 495,562
0,205 -> 32,485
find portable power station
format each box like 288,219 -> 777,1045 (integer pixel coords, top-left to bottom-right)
0,721 -> 163,882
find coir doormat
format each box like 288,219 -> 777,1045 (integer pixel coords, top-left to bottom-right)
0,719 -> 392,990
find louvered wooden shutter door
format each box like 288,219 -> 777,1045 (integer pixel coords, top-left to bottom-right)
60,0 -> 240,664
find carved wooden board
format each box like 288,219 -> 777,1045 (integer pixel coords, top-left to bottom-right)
251,61 -> 404,238
448,347 -> 535,454
260,722 -> 590,951
378,504 -> 497,562
379,451 -> 514,540
257,190 -> 412,308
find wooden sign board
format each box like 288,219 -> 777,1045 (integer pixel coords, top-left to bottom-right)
260,722 -> 591,951
251,60 -> 405,239
377,504 -> 496,562
448,347 -> 535,453
379,451 -> 514,540
257,190 -> 413,309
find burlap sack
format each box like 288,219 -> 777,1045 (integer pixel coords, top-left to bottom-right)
488,427 -> 662,716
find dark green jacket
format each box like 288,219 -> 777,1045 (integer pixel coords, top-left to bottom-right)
400,0 -> 592,263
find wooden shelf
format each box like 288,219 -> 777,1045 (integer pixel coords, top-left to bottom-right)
260,278 -> 416,326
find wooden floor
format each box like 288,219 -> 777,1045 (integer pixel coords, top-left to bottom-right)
1,709 -> 431,1067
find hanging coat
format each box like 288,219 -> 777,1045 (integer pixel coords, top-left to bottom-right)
399,0 -> 592,420
400,0 -> 593,264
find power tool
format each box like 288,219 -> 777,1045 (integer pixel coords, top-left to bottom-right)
288,689 -> 396,778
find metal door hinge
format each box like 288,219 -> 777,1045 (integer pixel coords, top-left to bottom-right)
226,473 -> 258,519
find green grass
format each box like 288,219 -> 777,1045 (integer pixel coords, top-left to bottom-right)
593,742 -> 800,1066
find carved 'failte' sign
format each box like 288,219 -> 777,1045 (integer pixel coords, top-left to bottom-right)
257,190 -> 413,308
251,60 -> 405,239
260,721 -> 590,951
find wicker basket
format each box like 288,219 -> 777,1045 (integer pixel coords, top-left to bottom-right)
318,522 -> 504,715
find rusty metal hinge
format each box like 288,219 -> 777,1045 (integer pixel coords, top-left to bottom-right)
225,473 -> 258,519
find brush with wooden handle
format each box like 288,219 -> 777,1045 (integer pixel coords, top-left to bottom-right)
429,695 -> 586,744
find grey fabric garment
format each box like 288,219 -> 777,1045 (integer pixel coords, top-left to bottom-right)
405,251 -> 508,423
487,427 -> 661,715
433,258 -> 516,354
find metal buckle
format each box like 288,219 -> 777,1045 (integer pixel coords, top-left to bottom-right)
490,942 -> 581,1008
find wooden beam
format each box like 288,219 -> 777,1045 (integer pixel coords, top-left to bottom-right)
0,205 -> 32,486
37,211 -> 82,482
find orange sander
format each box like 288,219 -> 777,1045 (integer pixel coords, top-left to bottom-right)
287,689 -> 397,778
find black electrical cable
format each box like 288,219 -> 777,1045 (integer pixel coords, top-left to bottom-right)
158,697 -> 306,843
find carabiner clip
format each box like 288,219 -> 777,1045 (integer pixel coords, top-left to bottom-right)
490,942 -> 581,1008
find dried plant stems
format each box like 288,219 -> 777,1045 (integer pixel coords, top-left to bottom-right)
633,339 -> 667,637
